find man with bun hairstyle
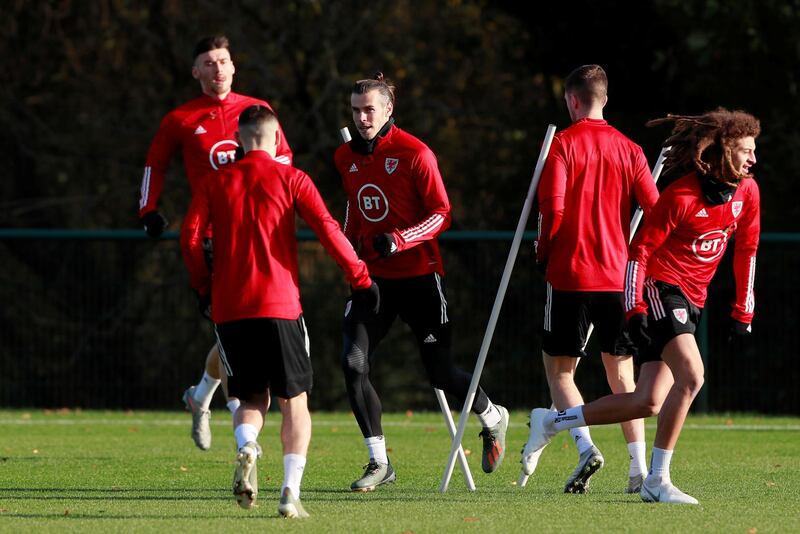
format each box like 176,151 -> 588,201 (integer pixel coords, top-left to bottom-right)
335,72 -> 508,492
138,35 -> 292,451
522,107 -> 761,505
522,64 -> 659,494
182,105 -> 378,517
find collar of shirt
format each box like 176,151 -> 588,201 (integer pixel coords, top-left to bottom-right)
350,118 -> 395,155
242,149 -> 275,162
574,117 -> 608,126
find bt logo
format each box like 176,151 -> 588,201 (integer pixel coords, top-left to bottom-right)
357,183 -> 389,222
209,140 -> 239,170
692,229 -> 729,262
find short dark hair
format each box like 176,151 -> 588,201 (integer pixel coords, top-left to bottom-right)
352,71 -> 396,106
238,105 -> 278,134
193,35 -> 230,61
564,64 -> 608,106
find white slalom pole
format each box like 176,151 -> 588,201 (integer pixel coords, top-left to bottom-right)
434,388 -> 476,490
439,124 -> 558,493
340,125 -> 474,490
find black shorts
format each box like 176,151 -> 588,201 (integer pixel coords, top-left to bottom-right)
215,316 -> 312,400
542,284 -> 634,358
637,279 -> 702,363
343,272 -> 451,350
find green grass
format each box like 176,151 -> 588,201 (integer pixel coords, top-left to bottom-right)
0,410 -> 798,533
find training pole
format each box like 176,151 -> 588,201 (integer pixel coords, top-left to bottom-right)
517,146 -> 670,488
439,124 -> 557,493
340,126 -> 475,490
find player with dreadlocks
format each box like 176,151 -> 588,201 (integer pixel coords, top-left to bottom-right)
521,107 -> 761,504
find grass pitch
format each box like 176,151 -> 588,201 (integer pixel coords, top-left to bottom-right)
0,409 -> 798,533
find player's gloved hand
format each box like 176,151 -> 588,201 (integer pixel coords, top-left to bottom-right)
628,313 -> 651,350
195,291 -> 212,321
373,233 -> 397,257
728,319 -> 752,344
141,210 -> 168,238
351,280 -> 380,315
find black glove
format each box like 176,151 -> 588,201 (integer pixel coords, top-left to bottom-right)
195,291 -> 212,321
373,233 -> 397,257
628,313 -> 651,351
728,319 -> 751,344
351,280 -> 380,315
141,210 -> 168,238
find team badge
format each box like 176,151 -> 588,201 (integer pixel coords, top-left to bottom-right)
673,308 -> 688,324
731,201 -> 743,218
385,158 -> 399,175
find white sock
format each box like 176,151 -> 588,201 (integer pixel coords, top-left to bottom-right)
476,402 -> 502,428
234,423 -> 259,450
546,406 -> 586,432
193,372 -> 221,411
569,426 -> 594,454
628,441 -> 647,477
365,436 -> 388,464
649,447 -> 673,483
226,398 -> 241,414
282,453 -> 306,498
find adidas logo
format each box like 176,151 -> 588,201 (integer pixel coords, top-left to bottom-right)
194,125 -> 207,135
695,208 -> 709,217
349,163 -> 358,173
423,334 -> 437,343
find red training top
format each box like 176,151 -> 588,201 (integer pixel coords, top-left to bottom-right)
625,172 -> 760,324
181,150 -> 371,323
536,118 -> 659,291
335,124 -> 451,278
139,92 -> 293,217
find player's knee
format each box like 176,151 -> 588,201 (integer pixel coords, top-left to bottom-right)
675,369 -> 705,398
341,342 -> 369,376
631,390 -> 664,417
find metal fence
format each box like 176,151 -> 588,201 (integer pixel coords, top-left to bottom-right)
1,229 -> 798,414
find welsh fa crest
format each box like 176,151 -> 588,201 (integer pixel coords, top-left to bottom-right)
385,158 -> 399,175
673,308 -> 688,324
731,201 -> 743,218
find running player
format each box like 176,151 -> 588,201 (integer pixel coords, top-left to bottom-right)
181,105 -> 378,517
522,65 -> 659,493
336,73 -> 508,492
138,35 -> 292,450
522,107 -> 760,505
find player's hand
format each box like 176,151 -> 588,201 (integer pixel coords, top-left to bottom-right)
352,280 -> 380,315
195,291 -> 212,321
373,233 -> 397,257
728,319 -> 751,345
141,210 -> 168,238
628,313 -> 651,350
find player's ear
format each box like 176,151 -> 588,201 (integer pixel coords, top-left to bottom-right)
274,127 -> 281,148
385,100 -> 393,118
191,65 -> 200,80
